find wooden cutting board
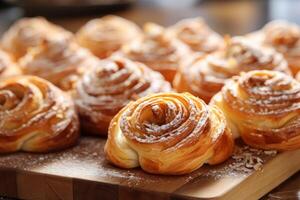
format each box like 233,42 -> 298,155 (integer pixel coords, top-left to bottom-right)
0,137 -> 299,200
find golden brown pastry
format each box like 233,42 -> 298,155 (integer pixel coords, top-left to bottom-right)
1,17 -> 72,60
74,57 -> 172,136
121,23 -> 190,82
248,20 -> 300,76
19,36 -> 96,91
0,76 -> 79,153
76,15 -> 141,58
168,17 -> 224,53
211,70 -> 300,151
174,36 -> 290,103
104,92 -> 234,175
0,49 -> 21,78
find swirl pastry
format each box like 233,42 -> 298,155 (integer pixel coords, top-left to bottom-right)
248,20 -> 300,76
121,23 -> 190,82
74,57 -> 172,136
0,76 -> 79,153
1,17 -> 72,60
0,49 -> 21,79
104,92 -> 233,175
168,17 -> 224,53
211,70 -> 300,151
173,36 -> 290,103
76,15 -> 141,58
19,36 -> 96,91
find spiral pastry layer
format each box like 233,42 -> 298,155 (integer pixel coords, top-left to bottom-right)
211,70 -> 300,151
121,23 -> 190,82
0,49 -> 21,79
74,57 -> 172,136
248,20 -> 300,76
1,17 -> 72,60
19,36 -> 96,91
168,17 -> 224,53
174,36 -> 290,103
0,76 -> 79,153
76,15 -> 141,58
105,92 -> 233,175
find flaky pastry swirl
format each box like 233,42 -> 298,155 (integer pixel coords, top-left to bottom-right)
19,36 -> 96,91
248,20 -> 300,76
211,70 -> 300,151
121,23 -> 190,82
105,92 -> 233,175
1,17 -> 72,59
0,76 -> 79,153
174,37 -> 290,103
0,49 -> 21,79
168,17 -> 224,53
76,15 -> 141,58
74,57 -> 172,135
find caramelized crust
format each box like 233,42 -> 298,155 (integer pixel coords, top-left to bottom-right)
1,17 -> 72,60
74,57 -> 172,136
168,17 -> 224,53
211,70 -> 300,151
174,37 -> 290,103
121,23 -> 190,82
105,92 -> 233,175
248,20 -> 300,76
76,15 -> 141,58
0,76 -> 79,153
19,36 -> 96,91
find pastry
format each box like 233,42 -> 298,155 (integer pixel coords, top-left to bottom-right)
0,49 -> 21,78
248,20 -> 300,76
173,36 -> 290,103
19,36 -> 96,91
105,92 -> 234,175
211,70 -> 300,151
121,23 -> 190,82
1,17 -> 72,60
168,17 -> 224,53
76,15 -> 141,58
74,56 -> 172,136
0,76 -> 79,153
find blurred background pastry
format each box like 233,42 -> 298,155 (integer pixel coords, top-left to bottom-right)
174,36 -> 290,103
74,56 -> 172,136
0,48 -> 21,78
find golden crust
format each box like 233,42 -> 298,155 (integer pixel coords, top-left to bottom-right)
0,49 -> 21,79
248,20 -> 300,76
105,92 -> 233,175
76,15 -> 141,59
19,36 -> 96,91
0,75 -> 79,153
1,17 -> 72,60
211,70 -> 300,151
121,23 -> 190,82
74,57 -> 172,136
168,17 -> 224,53
174,36 -> 291,103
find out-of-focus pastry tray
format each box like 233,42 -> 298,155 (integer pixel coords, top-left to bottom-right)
0,137 -> 299,200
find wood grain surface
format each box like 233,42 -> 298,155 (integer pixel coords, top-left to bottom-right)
0,137 -> 299,200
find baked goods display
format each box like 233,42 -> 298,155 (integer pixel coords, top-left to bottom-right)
0,76 -> 79,153
105,92 -> 234,175
1,17 -> 72,60
76,15 -> 141,58
211,70 -> 300,150
121,23 -> 190,82
174,36 -> 290,102
248,20 -> 300,76
19,36 -> 96,91
0,49 -> 21,78
168,17 -> 224,53
74,57 -> 172,136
